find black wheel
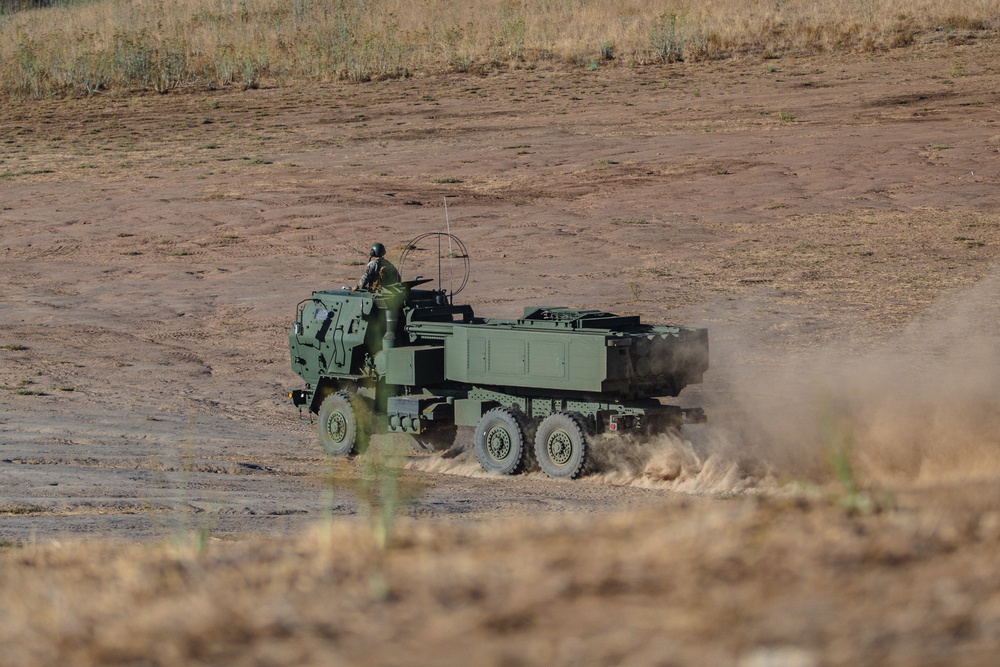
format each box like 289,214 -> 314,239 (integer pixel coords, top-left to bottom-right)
474,407 -> 528,475
534,412 -> 589,479
317,391 -> 360,456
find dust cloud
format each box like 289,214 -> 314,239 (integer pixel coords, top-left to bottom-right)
704,270 -> 1000,488
585,431 -> 766,493
404,443 -> 497,479
407,272 -> 1000,493
404,430 -> 768,493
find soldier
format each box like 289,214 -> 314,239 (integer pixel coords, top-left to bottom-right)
356,242 -> 400,291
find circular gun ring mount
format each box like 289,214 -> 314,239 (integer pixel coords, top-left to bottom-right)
398,232 -> 470,300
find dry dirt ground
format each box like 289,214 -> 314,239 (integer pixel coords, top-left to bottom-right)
3,34 -> 1000,665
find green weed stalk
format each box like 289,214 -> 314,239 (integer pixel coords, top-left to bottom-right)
355,432 -> 408,600
820,399 -> 891,515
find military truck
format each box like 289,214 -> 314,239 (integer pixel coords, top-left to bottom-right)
288,234 -> 708,479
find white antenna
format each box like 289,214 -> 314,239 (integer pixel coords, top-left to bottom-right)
443,196 -> 454,255
443,197 -> 454,297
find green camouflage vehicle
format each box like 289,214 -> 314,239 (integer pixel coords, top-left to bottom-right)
288,234 -> 708,479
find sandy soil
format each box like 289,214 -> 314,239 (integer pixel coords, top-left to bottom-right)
2,34 -> 1000,664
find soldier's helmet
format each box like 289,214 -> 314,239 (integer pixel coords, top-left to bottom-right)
370,242 -> 386,258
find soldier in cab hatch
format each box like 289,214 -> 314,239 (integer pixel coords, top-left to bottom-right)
356,242 -> 400,291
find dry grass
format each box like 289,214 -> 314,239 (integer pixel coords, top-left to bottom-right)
0,15 -> 1000,667
2,0 -> 997,97
4,490 -> 1000,666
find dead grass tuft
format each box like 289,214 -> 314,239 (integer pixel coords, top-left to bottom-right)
4,493 -> 1000,665
1,0 -> 997,98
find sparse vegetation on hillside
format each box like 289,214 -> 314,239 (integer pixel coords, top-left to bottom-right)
1,0 -> 997,98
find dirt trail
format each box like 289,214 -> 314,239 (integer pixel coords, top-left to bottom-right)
2,38 -> 1000,545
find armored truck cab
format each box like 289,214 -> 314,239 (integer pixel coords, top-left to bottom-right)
289,278 -> 707,479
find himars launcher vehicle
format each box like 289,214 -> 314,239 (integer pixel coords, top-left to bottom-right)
288,234 -> 708,479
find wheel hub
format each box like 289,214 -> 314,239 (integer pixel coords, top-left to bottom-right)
485,425 -> 512,461
546,430 -> 573,465
326,411 -> 348,444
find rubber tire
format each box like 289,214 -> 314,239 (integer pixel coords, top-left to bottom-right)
534,412 -> 589,479
317,391 -> 359,457
474,407 -> 528,475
